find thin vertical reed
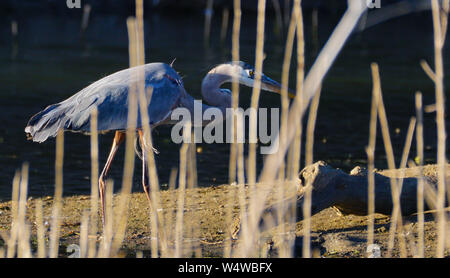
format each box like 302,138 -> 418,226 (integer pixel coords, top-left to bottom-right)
79,210 -> 89,258
415,91 -> 425,258
247,0 -> 267,189
49,130 -> 64,258
134,0 -> 167,255
304,85 -> 322,257
89,107 -> 99,258
35,199 -> 46,258
255,4 -> 367,236
17,163 -> 31,258
174,122 -> 191,257
187,140 -> 200,257
277,0 -> 300,258
284,0 -> 290,27
372,66 -> 407,257
280,0 -> 300,175
110,15 -> 139,257
228,0 -> 241,184
204,0 -> 214,45
245,1 -> 267,256
288,1 -> 304,181
7,170 -> 20,258
431,0 -> 447,258
220,7 -> 229,43
165,168 -> 178,257
366,63 -> 380,249
80,4 -> 91,34
100,180 -> 114,257
223,184 -> 236,258
399,118 -> 416,174
187,134 -> 198,190
305,86 -> 321,166
271,0 -> 283,36
234,111 -> 250,257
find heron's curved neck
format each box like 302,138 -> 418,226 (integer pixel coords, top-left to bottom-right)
201,65 -> 234,109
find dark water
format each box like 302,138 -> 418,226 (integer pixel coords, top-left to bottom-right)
0,8 -> 448,200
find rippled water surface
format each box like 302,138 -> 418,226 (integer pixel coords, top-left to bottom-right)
0,8 -> 448,199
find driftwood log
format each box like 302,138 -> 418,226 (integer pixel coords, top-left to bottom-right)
296,161 -> 449,216
232,161 -> 449,238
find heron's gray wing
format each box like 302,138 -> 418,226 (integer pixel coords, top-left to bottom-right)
25,63 -> 183,142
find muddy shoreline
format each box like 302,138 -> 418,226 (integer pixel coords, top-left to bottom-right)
0,164 -> 448,258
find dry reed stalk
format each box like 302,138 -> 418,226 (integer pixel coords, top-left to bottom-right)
260,1 -> 367,181
287,1 -> 304,181
174,122 -> 191,257
35,198 -> 46,258
244,0 -> 267,257
366,63 -> 380,249
136,0 -> 145,64
392,117 -> 416,257
284,0 -> 290,27
275,164 -> 286,256
251,3 -> 367,242
271,0 -> 283,35
164,168 -> 178,257
305,86 -> 321,167
187,135 -> 198,189
109,15 -> 139,257
79,210 -> 89,258
277,0 -> 301,257
228,0 -> 241,184
80,4 -> 91,34
415,91 -> 425,258
399,118 -> 416,176
247,0 -> 267,188
371,66 -> 407,257
186,140 -> 201,257
88,107 -> 99,258
302,86 -> 322,258
431,0 -> 448,258
420,60 -> 436,83
220,7 -> 229,43
280,0 -> 300,173
6,169 -> 20,258
204,0 -> 214,45
302,183 -> 312,258
17,163 -> 31,258
223,184 -> 236,258
49,130 -> 64,258
100,180 -> 114,257
134,5 -> 168,253
139,91 -> 164,258
234,179 -> 250,257
237,113 -> 246,189
234,113 -> 251,257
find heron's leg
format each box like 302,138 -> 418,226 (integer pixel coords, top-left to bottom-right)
98,131 -> 125,226
138,130 -> 152,205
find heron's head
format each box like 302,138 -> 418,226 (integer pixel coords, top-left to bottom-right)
225,61 -> 295,99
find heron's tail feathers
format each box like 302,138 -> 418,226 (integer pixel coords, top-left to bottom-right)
25,103 -> 71,143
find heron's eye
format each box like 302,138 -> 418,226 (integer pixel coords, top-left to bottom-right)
248,70 -> 254,78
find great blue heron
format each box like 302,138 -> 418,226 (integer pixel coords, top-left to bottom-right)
25,61 -> 293,223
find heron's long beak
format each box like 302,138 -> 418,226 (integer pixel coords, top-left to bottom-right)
261,75 -> 296,99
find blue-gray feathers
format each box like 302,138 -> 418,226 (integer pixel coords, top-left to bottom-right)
25,63 -> 183,142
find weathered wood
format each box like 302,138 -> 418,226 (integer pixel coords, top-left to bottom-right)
296,161 -> 449,217
231,161 -> 449,238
